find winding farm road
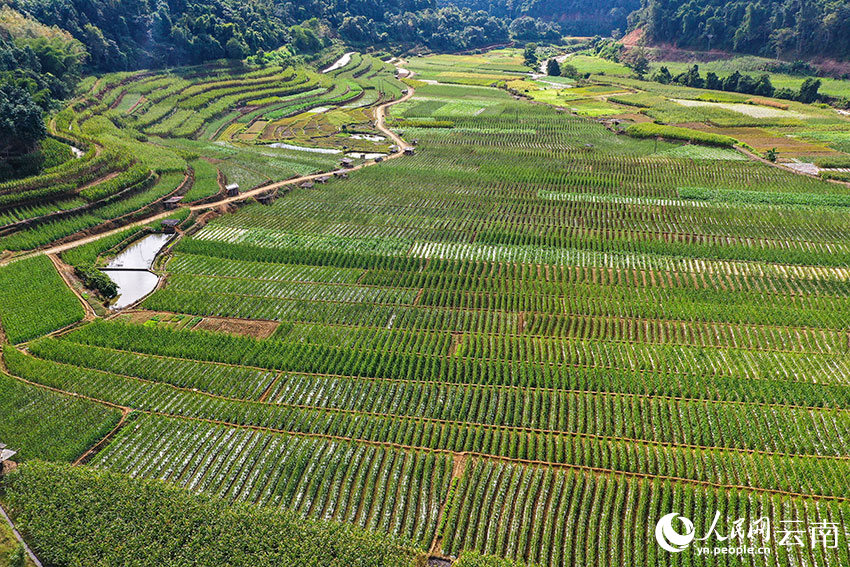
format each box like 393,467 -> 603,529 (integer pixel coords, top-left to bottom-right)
2,80 -> 415,265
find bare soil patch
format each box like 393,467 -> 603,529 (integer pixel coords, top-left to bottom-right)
194,316 -> 279,339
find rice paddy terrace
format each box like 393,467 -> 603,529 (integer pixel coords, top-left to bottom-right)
3,50 -> 850,566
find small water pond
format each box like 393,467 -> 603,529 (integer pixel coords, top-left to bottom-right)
101,233 -> 172,309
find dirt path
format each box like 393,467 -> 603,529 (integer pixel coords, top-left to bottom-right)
537,51 -> 574,75
735,145 -> 850,190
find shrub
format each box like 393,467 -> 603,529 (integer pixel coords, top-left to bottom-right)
625,123 -> 737,147
74,263 -> 118,298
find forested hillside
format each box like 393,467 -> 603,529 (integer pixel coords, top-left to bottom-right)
0,6 -> 86,176
8,0 -> 512,71
444,0 -> 639,36
635,0 -> 850,61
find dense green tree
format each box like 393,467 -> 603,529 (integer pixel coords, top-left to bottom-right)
754,74 -> 775,97
797,77 -> 821,103
10,0 -> 521,71
673,64 -> 704,88
509,16 -> 560,41
0,83 -> 46,157
705,71 -> 722,90
561,63 -> 579,79
737,74 -> 757,94
546,58 -> 560,76
622,48 -> 648,77
722,70 -> 741,92
523,42 -> 538,67
291,24 -> 322,52
225,36 -> 248,59
651,65 -> 672,84
450,0 -> 640,36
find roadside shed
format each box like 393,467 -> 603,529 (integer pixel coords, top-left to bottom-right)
161,219 -> 180,234
257,193 -> 275,205
164,196 -> 183,210
0,443 -> 17,474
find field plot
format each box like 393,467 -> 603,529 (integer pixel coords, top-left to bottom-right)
0,371 -> 120,462
0,255 -> 85,343
92,414 -> 452,547
5,51 -> 850,567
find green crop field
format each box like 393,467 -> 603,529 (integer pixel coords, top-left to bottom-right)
2,46 -> 850,567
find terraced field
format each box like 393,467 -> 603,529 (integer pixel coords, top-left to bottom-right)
0,54 -> 403,256
4,51 -> 850,566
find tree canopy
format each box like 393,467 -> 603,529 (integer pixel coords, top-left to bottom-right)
635,0 -> 850,61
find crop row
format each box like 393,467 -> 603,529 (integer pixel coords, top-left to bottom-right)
0,171 -> 182,251
0,256 -> 85,343
8,345 -> 850,498
93,414 -> 451,547
442,458 -> 850,566
61,320 -> 850,408
29,337 -> 277,400
0,371 -> 120,462
3,460 -> 419,567
170,250 -> 850,301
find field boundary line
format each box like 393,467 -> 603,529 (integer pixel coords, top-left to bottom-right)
107,410 -> 850,503
120,301 -> 850,351
5,367 -> 850,502
10,353 -> 850,462
0,85 -> 416,267
46,254 -> 96,322
52,340 -> 850,411
162,265 -> 850,346
72,408 -> 132,467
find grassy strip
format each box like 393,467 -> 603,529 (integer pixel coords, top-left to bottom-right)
625,123 -> 737,147
814,156 -> 850,168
